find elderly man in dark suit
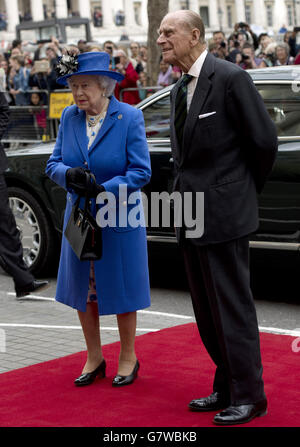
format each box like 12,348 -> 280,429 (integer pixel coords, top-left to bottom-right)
0,92 -> 48,297
157,10 -> 278,425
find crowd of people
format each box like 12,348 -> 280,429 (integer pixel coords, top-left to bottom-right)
1,21 -> 300,111
209,22 -> 300,68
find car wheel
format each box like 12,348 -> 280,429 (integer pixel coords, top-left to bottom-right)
8,187 -> 56,276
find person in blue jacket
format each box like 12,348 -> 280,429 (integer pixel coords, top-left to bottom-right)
46,52 -> 151,388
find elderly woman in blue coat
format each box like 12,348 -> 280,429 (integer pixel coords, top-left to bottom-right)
46,52 -> 151,387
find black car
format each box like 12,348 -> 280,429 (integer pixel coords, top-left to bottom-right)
4,65 -> 300,275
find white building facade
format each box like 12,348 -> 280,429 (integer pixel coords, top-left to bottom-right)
1,0 -> 300,42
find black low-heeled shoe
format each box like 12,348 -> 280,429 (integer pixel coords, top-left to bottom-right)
112,360 -> 140,387
74,359 -> 106,387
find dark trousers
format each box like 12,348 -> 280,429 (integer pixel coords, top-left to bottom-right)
0,174 -> 34,289
182,236 -> 265,405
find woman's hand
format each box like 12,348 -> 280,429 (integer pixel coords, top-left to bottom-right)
66,167 -> 87,194
66,167 -> 105,197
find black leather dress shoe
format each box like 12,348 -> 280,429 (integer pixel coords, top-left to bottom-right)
74,359 -> 106,387
189,392 -> 230,412
16,280 -> 49,298
112,360 -> 140,387
213,399 -> 268,425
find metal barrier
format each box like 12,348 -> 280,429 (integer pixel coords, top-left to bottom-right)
3,86 -> 163,146
119,86 -> 163,102
2,89 -> 52,145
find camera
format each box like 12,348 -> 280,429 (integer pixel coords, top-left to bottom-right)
266,53 -> 276,64
241,53 -> 250,61
220,41 -> 226,48
239,22 -> 247,29
113,56 -> 120,65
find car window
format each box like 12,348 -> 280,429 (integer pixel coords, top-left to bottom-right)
256,84 -> 300,136
142,94 -> 171,139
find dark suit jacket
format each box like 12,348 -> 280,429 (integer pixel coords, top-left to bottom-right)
0,93 -> 9,173
170,52 -> 278,245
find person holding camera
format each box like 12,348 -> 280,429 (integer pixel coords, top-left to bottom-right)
9,55 -> 30,105
234,22 -> 258,49
239,43 -> 262,70
212,31 -> 230,60
259,42 -> 277,68
113,49 -> 140,105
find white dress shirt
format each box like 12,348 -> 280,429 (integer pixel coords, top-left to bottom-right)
184,49 -> 208,112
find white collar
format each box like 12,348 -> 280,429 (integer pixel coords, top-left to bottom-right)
186,49 -> 208,78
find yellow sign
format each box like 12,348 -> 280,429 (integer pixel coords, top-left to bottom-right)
49,92 -> 74,119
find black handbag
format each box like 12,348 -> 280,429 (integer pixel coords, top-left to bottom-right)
64,172 -> 102,261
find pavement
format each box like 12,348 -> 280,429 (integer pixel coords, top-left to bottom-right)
0,268 -> 195,374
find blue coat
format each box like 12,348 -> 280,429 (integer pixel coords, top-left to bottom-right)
46,96 -> 151,315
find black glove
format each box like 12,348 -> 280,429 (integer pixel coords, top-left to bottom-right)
66,167 -> 87,191
66,167 -> 105,197
85,180 -> 105,198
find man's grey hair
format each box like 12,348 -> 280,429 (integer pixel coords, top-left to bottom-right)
176,10 -> 206,44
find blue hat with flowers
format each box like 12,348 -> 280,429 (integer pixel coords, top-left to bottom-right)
56,51 -> 124,85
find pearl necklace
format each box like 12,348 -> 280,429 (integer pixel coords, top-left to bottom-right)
87,113 -> 105,127
87,99 -> 109,127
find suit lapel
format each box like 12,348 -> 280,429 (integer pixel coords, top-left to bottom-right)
182,53 -> 215,163
88,96 -> 119,154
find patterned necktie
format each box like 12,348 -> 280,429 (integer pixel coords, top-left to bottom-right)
174,74 -> 193,147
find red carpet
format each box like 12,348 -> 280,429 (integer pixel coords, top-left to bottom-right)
0,323 -> 299,427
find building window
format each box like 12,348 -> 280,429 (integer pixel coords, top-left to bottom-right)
266,4 -> 273,27
245,4 -> 252,24
180,0 -> 189,9
227,5 -> 232,29
200,6 -> 209,27
287,4 -> 294,26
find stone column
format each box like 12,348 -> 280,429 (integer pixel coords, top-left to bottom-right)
55,0 -> 68,18
102,0 -> 114,28
235,0 -> 246,22
30,0 -> 44,22
78,0 -> 91,19
4,0 -> 19,33
141,0 -> 148,28
209,0 -> 220,29
273,0 -> 287,30
169,0 -> 181,12
124,0 -> 136,27
253,0 -> 266,27
189,0 -> 200,13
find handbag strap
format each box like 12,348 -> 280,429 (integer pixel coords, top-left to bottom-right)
73,171 -> 97,218
82,171 -> 97,217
